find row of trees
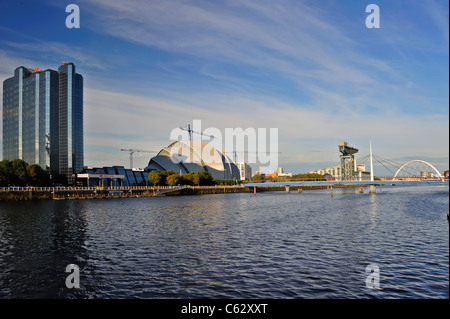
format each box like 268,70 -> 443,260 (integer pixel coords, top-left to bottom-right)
1,158 -> 326,187
147,170 -> 216,186
0,159 -> 51,187
147,170 -> 326,186
147,170 -> 243,186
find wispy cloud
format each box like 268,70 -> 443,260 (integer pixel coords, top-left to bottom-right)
83,87 -> 449,169
1,40 -> 110,72
78,0 -> 447,115
1,0 -> 448,172
79,0 -> 387,87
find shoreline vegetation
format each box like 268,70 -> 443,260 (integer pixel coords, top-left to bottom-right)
2,159 -> 372,201
0,160 -> 328,188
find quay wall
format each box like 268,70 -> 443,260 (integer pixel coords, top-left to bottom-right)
0,184 -> 367,201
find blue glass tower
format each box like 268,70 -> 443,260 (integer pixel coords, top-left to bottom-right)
2,62 -> 83,181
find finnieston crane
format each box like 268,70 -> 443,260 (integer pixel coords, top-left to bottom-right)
120,149 -> 157,169
179,124 -> 215,141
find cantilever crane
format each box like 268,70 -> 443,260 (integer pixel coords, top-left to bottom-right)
120,149 -> 157,169
179,124 -> 215,141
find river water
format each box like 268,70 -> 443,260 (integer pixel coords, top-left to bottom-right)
0,185 -> 448,299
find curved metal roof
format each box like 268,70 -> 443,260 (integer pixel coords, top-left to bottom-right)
146,140 -> 240,179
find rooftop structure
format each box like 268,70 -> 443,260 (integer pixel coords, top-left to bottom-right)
145,140 -> 240,180
77,166 -> 148,187
338,141 -> 358,181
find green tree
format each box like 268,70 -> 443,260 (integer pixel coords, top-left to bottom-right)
181,172 -> 194,186
198,171 -> 214,186
11,159 -> 28,186
147,171 -> 162,186
159,170 -> 177,186
252,174 -> 263,182
192,173 -> 200,186
26,164 -> 51,186
167,173 -> 180,186
0,160 -> 12,186
0,159 -> 51,186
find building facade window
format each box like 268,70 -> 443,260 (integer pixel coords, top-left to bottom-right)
2,63 -> 83,182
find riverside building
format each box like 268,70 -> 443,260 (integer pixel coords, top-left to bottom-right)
2,62 -> 83,181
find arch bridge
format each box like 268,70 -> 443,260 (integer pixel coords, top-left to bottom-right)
392,160 -> 444,181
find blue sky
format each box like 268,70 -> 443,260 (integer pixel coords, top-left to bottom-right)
0,0 -> 448,175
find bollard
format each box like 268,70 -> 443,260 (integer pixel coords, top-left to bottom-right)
359,188 -> 364,193
298,188 -> 303,193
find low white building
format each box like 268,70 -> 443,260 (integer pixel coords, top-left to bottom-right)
308,165 -> 341,178
309,163 -> 371,181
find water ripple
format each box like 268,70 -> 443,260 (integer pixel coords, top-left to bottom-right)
0,185 -> 448,298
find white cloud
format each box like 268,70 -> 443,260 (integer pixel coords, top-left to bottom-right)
80,0 -> 391,88
1,0 -> 448,172
1,41 -> 110,72
83,87 -> 449,170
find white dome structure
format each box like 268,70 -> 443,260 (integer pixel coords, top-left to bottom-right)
145,140 -> 240,180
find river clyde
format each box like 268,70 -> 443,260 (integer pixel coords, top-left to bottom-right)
0,185 -> 448,299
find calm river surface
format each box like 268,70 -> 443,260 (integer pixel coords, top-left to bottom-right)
0,185 -> 448,299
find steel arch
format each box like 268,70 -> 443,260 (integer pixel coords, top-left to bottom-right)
393,160 -> 444,180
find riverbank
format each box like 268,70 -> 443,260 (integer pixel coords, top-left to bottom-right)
0,184 -> 370,201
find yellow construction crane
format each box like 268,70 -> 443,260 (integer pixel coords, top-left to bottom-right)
120,149 -> 157,169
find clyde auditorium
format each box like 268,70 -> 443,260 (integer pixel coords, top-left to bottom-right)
145,140 -> 240,180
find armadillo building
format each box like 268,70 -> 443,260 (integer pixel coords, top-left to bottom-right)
145,140 -> 240,180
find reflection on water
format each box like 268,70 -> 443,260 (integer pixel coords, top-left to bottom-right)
0,185 -> 448,298
0,201 -> 90,298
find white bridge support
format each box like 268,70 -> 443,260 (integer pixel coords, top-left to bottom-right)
393,160 -> 444,181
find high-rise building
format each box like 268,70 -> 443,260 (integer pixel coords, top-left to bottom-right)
2,62 -> 83,181
237,162 -> 252,181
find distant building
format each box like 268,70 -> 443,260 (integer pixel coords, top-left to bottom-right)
277,167 -> 292,177
145,140 -> 240,180
421,171 -> 433,179
77,166 -> 148,187
2,62 -> 83,181
278,173 -> 292,177
308,165 -> 341,178
237,162 -> 252,181
357,164 -> 366,172
309,162 -> 371,181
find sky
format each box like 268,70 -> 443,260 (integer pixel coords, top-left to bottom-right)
0,0 -> 448,175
